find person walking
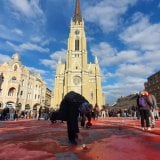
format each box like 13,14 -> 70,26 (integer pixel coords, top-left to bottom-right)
145,91 -> 158,128
137,91 -> 152,131
38,106 -> 42,120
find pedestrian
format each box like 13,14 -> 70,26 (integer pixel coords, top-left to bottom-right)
101,108 -> 106,118
144,91 -> 158,128
38,106 -> 42,120
59,91 -> 92,145
137,91 -> 152,131
93,103 -> 99,120
14,110 -> 18,121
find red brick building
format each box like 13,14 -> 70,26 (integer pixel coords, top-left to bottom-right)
144,71 -> 160,107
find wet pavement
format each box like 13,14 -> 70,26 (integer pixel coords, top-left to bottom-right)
0,118 -> 160,160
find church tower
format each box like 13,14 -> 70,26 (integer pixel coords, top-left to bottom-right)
52,0 -> 105,109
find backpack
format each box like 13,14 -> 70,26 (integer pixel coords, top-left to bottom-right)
138,96 -> 148,108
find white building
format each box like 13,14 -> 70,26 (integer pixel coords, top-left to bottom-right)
0,53 -> 46,113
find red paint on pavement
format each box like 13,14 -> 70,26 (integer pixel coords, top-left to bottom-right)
0,118 -> 160,160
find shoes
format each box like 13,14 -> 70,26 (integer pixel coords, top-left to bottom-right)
151,125 -> 155,128
142,127 -> 145,131
147,127 -> 151,131
69,140 -> 77,145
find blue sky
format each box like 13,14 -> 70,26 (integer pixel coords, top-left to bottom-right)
0,0 -> 160,104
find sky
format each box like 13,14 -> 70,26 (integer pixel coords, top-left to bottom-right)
0,0 -> 160,105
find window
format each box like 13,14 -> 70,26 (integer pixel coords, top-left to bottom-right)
75,39 -> 79,51
20,91 -> 23,96
22,80 -> 24,86
12,76 -> 17,81
8,88 -> 16,96
14,65 -> 18,71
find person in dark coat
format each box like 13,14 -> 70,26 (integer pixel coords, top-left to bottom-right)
137,91 -> 152,131
59,91 -> 92,145
38,106 -> 42,120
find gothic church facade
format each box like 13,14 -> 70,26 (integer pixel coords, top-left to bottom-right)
52,0 -> 105,109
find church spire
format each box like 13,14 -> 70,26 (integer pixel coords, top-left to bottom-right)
73,0 -> 82,24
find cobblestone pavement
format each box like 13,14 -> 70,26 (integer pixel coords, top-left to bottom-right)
0,118 -> 160,160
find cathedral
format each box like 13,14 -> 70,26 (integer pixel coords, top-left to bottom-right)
52,0 -> 105,109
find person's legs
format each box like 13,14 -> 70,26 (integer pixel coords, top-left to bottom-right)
150,109 -> 155,127
80,115 -> 86,127
67,117 -> 79,145
140,110 -> 145,128
144,110 -> 151,129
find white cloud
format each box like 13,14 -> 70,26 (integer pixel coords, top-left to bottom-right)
90,40 -> 160,104
31,36 -> 42,43
50,49 -> 66,62
91,42 -> 140,66
6,41 -> 49,53
116,64 -> 153,77
103,76 -> 145,104
12,28 -> 23,36
84,0 -> 138,32
8,0 -> 44,20
40,49 -> 66,70
120,15 -> 160,51
0,54 -> 11,64
0,25 -> 23,41
30,36 -> 55,46
27,66 -> 47,75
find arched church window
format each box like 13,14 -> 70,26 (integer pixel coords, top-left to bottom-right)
14,65 -> 18,71
8,87 -> 16,96
75,39 -> 79,51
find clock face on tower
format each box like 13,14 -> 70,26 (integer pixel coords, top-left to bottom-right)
73,76 -> 81,85
75,29 -> 80,35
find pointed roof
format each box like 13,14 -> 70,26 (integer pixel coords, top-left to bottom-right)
73,0 -> 82,23
95,56 -> 99,64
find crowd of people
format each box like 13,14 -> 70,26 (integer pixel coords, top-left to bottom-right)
0,90 -> 159,145
0,107 -> 51,121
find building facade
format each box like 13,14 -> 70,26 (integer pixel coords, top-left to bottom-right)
144,71 -> 160,107
45,88 -> 52,108
52,0 -> 105,109
114,94 -> 138,109
0,53 -> 47,112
